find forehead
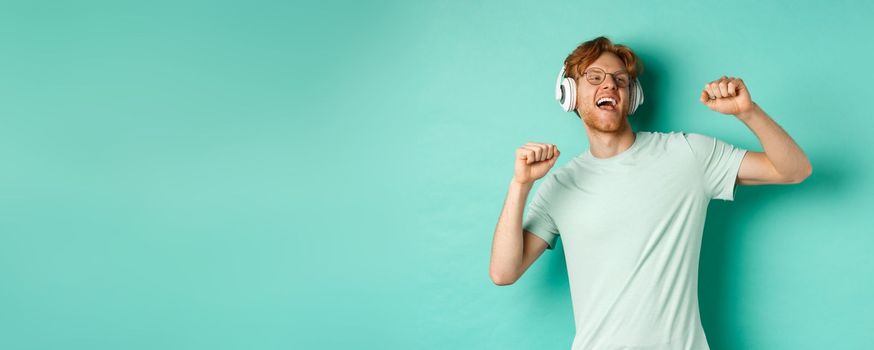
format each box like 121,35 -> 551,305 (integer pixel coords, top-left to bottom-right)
587,52 -> 626,72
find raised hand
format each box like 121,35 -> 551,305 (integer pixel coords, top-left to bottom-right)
513,142 -> 560,184
700,75 -> 755,116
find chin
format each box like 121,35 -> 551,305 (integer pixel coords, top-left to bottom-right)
583,109 -> 627,132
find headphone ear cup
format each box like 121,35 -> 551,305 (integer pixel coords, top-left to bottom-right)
565,78 -> 577,112
629,79 -> 644,115
636,80 -> 644,113
560,77 -> 576,112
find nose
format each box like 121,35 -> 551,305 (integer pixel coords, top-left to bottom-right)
600,74 -> 618,90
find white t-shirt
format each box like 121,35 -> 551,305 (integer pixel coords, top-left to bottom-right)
523,130 -> 748,350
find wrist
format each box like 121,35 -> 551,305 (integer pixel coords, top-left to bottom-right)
510,177 -> 534,188
735,102 -> 762,121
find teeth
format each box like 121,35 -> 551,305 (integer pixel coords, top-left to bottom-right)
597,97 -> 616,106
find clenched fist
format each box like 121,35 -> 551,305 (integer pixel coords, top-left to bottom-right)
699,75 -> 755,116
513,142 -> 560,185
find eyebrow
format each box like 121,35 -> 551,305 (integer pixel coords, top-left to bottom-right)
589,66 -> 629,74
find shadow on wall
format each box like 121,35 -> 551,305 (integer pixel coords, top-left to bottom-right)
699,154 -> 844,349
625,45 -> 667,132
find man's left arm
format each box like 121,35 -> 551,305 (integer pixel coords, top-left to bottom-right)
701,76 -> 813,185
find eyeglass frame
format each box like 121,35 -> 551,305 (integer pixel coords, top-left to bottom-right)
581,67 -> 632,88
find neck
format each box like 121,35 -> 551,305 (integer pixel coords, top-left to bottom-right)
584,122 -> 636,159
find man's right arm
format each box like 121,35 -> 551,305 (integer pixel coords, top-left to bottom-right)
489,180 -> 551,285
489,142 -> 559,286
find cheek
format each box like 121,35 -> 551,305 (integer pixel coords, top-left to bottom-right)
578,90 -> 595,106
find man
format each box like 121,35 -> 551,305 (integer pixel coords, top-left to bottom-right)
488,36 -> 812,349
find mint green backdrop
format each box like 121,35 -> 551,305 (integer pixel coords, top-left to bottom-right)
2,1 -> 872,349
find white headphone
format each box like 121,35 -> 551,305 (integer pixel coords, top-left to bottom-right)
555,64 -> 644,115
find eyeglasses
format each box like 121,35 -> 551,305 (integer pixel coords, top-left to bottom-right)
583,67 -> 631,88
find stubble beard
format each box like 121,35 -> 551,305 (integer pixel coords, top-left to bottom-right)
579,105 -> 629,134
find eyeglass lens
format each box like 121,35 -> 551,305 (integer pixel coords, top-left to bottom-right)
585,68 -> 630,88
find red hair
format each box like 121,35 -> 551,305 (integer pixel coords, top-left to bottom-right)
564,36 -> 643,82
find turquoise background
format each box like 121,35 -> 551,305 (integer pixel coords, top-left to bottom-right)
2,0 -> 872,349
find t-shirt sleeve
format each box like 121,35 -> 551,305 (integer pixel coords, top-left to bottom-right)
682,132 -> 748,201
521,175 -> 560,250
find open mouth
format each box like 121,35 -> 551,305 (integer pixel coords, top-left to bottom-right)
596,97 -> 618,111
